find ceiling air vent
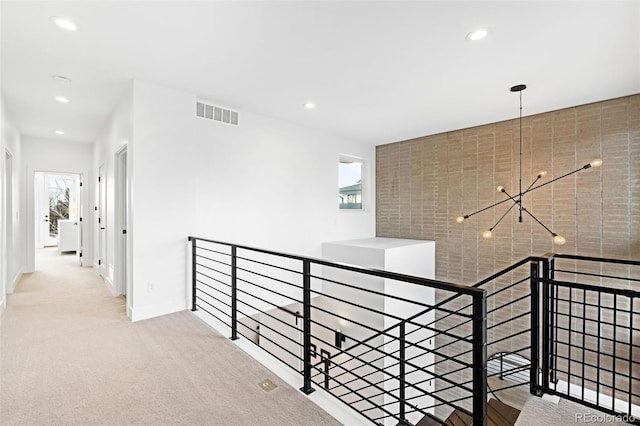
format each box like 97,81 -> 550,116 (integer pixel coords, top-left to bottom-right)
196,101 -> 239,126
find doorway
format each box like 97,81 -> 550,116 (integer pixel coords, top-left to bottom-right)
34,172 -> 80,250
115,147 -> 128,296
4,151 -> 13,296
97,164 -> 106,278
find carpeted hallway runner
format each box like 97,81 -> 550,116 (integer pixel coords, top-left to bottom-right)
0,248 -> 340,425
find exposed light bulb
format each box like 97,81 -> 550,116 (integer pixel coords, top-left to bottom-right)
496,186 -> 505,193
538,170 -> 547,178
553,235 -> 566,245
590,159 -> 603,168
54,130 -> 65,135
456,216 -> 465,224
55,96 -> 69,103
482,230 -> 493,239
304,102 -> 315,109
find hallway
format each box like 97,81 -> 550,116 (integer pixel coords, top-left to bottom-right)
0,249 -> 339,425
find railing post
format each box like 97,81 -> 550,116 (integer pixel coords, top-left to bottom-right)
530,260 -> 541,396
541,257 -> 551,390
189,237 -> 197,312
472,291 -> 487,426
399,321 -> 406,423
230,246 -> 239,341
548,256 -> 557,384
300,260 -> 315,395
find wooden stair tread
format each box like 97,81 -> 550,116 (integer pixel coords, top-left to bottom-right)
487,399 -> 521,426
437,399 -> 522,426
415,414 -> 445,426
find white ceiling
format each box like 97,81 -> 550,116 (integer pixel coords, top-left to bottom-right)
2,1 -> 639,145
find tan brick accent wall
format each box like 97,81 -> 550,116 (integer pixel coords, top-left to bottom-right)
377,95 -> 640,417
377,94 -> 640,283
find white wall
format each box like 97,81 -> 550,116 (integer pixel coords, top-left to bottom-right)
93,82 -> 133,297
22,137 -> 93,273
1,96 -> 23,311
128,80 -> 197,321
92,78 -> 374,323
194,108 -> 376,258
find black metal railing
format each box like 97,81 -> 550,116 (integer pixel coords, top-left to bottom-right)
189,236 -> 488,425
533,254 -> 640,424
188,236 -> 639,425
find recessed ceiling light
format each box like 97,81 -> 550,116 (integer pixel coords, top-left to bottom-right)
51,16 -> 78,32
304,102 -> 316,109
466,29 -> 488,41
55,96 -> 70,103
50,75 -> 72,84
54,130 -> 65,135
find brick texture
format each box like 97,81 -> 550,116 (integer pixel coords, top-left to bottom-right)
376,94 -> 640,283
376,94 -> 640,417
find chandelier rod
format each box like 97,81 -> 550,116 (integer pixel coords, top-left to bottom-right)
522,161 -> 600,194
488,199 -> 520,232
521,207 -> 557,237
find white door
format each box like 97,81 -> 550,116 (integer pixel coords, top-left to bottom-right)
77,177 -> 84,266
39,173 -> 77,247
97,165 -> 106,277
115,147 -> 128,295
4,151 -> 13,295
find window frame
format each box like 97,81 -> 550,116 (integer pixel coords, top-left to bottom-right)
338,154 -> 365,212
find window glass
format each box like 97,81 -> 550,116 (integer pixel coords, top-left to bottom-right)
339,158 -> 363,210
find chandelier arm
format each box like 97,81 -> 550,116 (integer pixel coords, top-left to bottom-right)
461,196 -> 514,219
520,207 -> 556,237
522,164 -> 592,196
490,200 -> 520,231
500,189 -> 519,203
524,176 -> 542,194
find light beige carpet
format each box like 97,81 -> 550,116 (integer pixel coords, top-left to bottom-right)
0,248 -> 341,426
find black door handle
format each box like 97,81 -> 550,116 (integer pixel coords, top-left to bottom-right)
100,227 -> 105,230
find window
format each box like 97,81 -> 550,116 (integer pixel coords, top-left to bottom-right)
338,156 -> 363,210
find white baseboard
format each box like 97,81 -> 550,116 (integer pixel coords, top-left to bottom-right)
8,267 -> 23,294
554,379 -> 640,418
130,299 -> 187,322
104,276 -> 117,296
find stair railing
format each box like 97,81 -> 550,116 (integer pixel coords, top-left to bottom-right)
188,236 -> 488,425
533,254 -> 640,424
188,235 -> 639,425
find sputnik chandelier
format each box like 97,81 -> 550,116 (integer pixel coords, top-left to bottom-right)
455,84 -> 602,245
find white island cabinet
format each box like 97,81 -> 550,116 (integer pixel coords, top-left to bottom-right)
321,237 -> 436,426
57,219 -> 78,253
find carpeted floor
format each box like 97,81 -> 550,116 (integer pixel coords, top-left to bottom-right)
0,248 -> 341,425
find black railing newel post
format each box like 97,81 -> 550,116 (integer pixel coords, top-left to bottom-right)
548,257 -> 557,384
529,260 -> 541,396
399,321 -> 407,423
190,236 -> 197,312
230,245 -> 239,341
541,257 -> 551,390
472,291 -> 487,426
300,259 -> 315,395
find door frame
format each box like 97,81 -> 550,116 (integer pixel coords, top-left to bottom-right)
33,170 -> 82,248
76,175 -> 84,266
114,146 -> 129,296
97,164 -> 106,278
3,150 -> 13,298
